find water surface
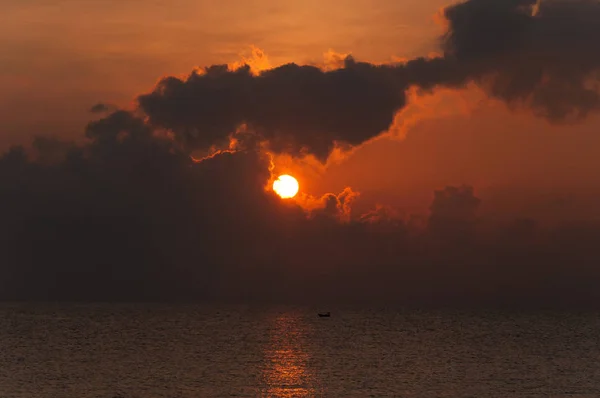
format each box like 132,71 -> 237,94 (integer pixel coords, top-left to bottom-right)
1,304 -> 599,397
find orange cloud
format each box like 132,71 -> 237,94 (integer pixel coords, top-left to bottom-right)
228,45 -> 273,75
320,49 -> 351,71
385,84 -> 484,141
291,187 -> 359,222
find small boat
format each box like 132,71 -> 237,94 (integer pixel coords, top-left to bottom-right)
317,312 -> 331,318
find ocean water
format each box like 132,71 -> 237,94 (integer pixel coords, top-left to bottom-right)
1,304 -> 599,397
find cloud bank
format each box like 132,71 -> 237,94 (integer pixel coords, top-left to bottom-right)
2,0 -> 600,306
138,0 -> 600,161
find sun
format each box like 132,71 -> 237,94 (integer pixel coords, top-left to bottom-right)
273,175 -> 299,199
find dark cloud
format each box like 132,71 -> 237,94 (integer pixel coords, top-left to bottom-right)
2,0 -> 600,307
442,0 -> 600,120
138,59 -> 406,161
135,0 -> 600,162
89,103 -> 112,113
2,120 -> 600,307
0,113 -> 302,301
441,0 -> 538,60
30,136 -> 76,165
428,185 -> 481,240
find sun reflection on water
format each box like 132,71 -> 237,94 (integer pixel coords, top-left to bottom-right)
260,312 -> 319,397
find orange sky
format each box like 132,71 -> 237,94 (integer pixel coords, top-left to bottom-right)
3,0 -> 600,222
0,0 -> 446,144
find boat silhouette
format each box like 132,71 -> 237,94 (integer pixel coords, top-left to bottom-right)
317,312 -> 331,318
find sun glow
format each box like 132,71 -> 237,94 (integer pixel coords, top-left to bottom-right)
273,175 -> 299,199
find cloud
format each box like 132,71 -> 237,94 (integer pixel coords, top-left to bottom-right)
0,113 -> 304,301
2,0 -> 600,307
134,0 -> 600,163
2,119 -> 600,307
307,187 -> 360,222
227,45 -> 273,75
138,58 -> 407,162
428,185 -> 481,239
89,103 -> 112,113
442,0 -> 600,121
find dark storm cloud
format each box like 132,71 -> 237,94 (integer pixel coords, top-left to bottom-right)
136,0 -> 600,161
442,0 -> 600,120
441,0 -> 538,60
2,118 -> 600,307
0,112 -> 305,301
2,0 -> 600,307
138,59 -> 406,161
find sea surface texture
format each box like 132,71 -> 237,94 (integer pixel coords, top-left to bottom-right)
1,304 -> 599,397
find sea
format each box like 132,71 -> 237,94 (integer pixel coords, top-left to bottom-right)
1,303 -> 599,397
